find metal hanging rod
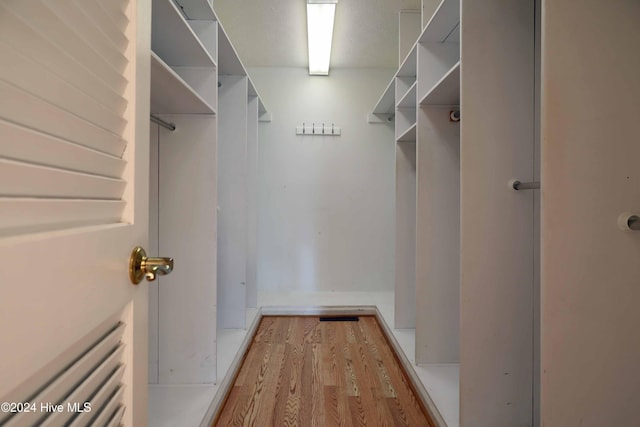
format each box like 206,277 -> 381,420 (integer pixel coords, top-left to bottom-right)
150,114 -> 176,131
511,180 -> 540,191
627,215 -> 640,230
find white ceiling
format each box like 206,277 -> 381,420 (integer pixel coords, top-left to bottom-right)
211,0 -> 422,70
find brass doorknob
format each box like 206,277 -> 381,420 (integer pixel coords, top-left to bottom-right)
129,246 -> 174,285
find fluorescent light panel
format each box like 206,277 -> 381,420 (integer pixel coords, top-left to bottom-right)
306,0 -> 337,75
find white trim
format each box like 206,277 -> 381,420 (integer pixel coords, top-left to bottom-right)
372,306 -> 448,427
260,305 -> 377,316
198,308 -> 263,427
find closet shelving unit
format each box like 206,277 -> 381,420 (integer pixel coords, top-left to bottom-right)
372,79 -> 395,118
214,18 -> 267,319
216,19 -> 266,329
391,36 -> 419,330
459,1 -> 537,425
372,0 -> 462,418
414,0 -> 460,369
150,52 -> 215,114
394,45 -> 417,143
150,0 -> 218,112
374,0 -> 461,338
152,0 -> 216,65
397,81 -> 417,109
373,0 -> 540,425
419,60 -> 460,106
416,1 -> 460,103
174,0 -> 218,19
217,28 -> 267,117
148,0 -> 268,388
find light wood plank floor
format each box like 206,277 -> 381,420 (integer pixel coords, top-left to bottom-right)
214,315 -> 435,426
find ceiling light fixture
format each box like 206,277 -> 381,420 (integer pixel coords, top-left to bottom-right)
306,0 -> 337,75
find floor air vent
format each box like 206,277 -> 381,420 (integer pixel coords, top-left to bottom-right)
319,315 -> 360,322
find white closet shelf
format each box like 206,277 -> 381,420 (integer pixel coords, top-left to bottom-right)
150,52 -> 215,115
397,123 -> 417,143
369,0 -> 459,118
248,79 -> 269,116
187,20 -> 218,63
152,0 -> 215,67
373,79 -> 395,115
174,0 -> 216,20
420,61 -> 460,106
218,23 -> 246,76
398,81 -> 417,109
372,40 -> 416,115
372,49 -> 415,115
419,0 -> 460,43
215,22 -> 269,116
398,44 -> 417,78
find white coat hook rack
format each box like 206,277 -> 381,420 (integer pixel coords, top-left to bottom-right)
296,122 -> 341,136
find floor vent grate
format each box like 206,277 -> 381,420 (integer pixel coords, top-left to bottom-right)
319,315 -> 360,322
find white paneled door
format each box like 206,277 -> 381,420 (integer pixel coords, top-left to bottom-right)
541,1 -> 640,425
0,1 -> 151,426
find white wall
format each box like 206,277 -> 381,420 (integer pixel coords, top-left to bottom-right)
248,67 -> 395,293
